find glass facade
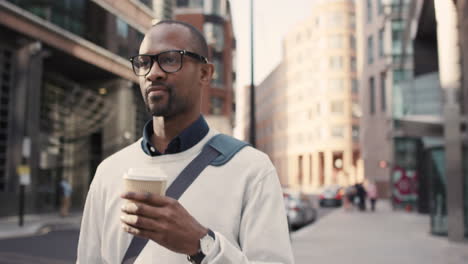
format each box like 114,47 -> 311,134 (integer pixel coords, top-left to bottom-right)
0,47 -> 13,192
428,147 -> 447,235
393,138 -> 420,209
421,146 -> 468,237
464,147 -> 468,238
6,0 -> 144,60
8,0 -> 87,35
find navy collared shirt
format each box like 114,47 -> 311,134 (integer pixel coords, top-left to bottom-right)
141,115 -> 209,156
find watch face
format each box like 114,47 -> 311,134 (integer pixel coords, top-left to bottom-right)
200,234 -> 215,255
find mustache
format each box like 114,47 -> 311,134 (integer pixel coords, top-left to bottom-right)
145,82 -> 172,96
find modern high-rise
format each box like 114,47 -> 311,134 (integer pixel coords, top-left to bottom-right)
0,0 -> 172,216
174,0 -> 236,135
401,0 -> 467,241
253,0 -> 362,192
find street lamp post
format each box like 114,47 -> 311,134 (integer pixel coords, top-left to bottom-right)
249,0 -> 256,147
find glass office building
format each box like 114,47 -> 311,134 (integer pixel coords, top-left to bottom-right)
0,0 -> 171,216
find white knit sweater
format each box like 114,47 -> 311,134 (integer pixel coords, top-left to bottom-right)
76,129 -> 294,264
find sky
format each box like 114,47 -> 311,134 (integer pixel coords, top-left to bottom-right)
229,0 -> 315,135
230,0 -> 315,88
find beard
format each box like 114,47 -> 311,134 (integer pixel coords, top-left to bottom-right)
143,85 -> 189,118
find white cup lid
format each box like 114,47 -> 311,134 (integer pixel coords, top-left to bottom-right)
124,168 -> 167,181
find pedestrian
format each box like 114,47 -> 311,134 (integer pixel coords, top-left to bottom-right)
355,182 -> 367,211
366,181 -> 378,211
59,178 -> 72,217
76,20 -> 293,264
343,185 -> 356,211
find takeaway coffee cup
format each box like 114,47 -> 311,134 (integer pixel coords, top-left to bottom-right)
123,168 -> 167,196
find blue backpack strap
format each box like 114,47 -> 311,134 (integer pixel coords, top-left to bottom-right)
207,134 -> 250,166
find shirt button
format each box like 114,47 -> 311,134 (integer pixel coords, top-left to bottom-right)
150,147 -> 156,152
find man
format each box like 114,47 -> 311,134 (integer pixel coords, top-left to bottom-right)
76,20 -> 294,264
60,178 -> 72,217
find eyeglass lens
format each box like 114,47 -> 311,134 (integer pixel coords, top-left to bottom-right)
133,51 -> 182,75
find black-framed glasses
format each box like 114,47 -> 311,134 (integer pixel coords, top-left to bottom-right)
130,50 -> 208,76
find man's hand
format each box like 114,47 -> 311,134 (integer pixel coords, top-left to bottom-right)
120,192 -> 208,255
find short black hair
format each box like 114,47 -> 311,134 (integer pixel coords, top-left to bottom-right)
153,20 -> 209,60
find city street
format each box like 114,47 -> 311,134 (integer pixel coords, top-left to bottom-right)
0,206 -> 334,263
0,202 -> 467,264
0,229 -> 79,264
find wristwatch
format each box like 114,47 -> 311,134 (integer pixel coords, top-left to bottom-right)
187,229 -> 216,264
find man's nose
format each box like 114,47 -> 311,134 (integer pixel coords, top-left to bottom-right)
146,60 -> 166,81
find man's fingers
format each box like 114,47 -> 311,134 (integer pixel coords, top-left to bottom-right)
121,201 -> 171,220
120,214 -> 169,237
121,192 -> 173,206
121,222 -> 153,239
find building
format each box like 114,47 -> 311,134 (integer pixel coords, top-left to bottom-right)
234,85 -> 252,142
401,0 -> 467,241
355,0 -> 415,199
251,0 -> 362,192
0,0 -> 172,217
255,63 -> 289,185
174,0 -> 236,135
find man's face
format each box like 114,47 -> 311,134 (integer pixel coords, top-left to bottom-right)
138,24 -> 208,119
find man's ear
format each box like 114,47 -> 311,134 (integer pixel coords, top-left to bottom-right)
200,63 -> 214,84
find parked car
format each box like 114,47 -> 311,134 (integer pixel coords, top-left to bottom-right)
319,185 -> 344,207
283,190 -> 317,229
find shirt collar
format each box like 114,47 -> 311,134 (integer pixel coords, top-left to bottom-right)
141,115 -> 209,156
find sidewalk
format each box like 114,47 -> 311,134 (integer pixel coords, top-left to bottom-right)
0,212 -> 82,240
292,200 -> 468,264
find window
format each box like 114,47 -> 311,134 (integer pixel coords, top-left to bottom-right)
298,155 -> 303,185
380,72 -> 387,111
367,35 -> 374,64
331,126 -> 344,138
331,101 -> 344,114
392,20 -> 404,58
204,22 -> 224,52
378,0 -> 384,15
212,57 -> 224,87
367,0 -> 372,23
329,79 -> 344,92
177,0 -> 189,7
379,28 -> 384,57
329,35 -> 343,49
116,17 -> 128,38
206,0 -> 226,16
393,69 -> 409,84
352,79 -> 358,93
138,0 -> 152,8
210,96 -> 224,115
329,56 -> 343,70
352,126 -> 360,141
369,77 -> 375,114
350,57 -> 356,72
190,0 -> 203,8
328,13 -> 343,27
350,35 -> 356,49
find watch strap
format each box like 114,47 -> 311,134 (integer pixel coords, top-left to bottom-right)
188,229 -> 215,264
